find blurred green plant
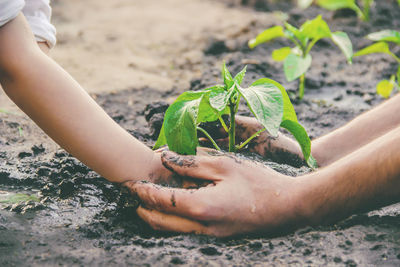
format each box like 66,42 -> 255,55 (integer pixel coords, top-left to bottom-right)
354,30 -> 400,98
248,15 -> 353,100
317,0 -> 374,21
0,192 -> 39,204
297,0 -> 313,9
155,63 -> 317,168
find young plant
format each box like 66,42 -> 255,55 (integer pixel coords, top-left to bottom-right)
354,30 -> 400,98
155,63 -> 318,168
317,0 -> 374,21
297,0 -> 313,9
248,15 -> 353,99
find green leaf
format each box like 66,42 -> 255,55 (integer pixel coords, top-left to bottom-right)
248,26 -> 285,49
251,78 -> 298,122
284,22 -> 308,46
353,42 -> 391,57
301,15 -> 332,40
298,0 -> 313,9
0,192 -> 39,204
164,91 -> 203,155
198,89 -> 229,123
307,155 -> 319,169
317,0 -> 364,19
272,47 -> 292,62
366,30 -> 400,45
317,0 -> 357,10
280,120 -> 313,165
198,97 -> 220,123
284,53 -> 312,82
233,65 -> 247,86
331,31 -> 354,63
154,123 -> 167,150
376,79 -> 395,99
207,86 -> 229,112
238,83 -> 284,137
222,62 -> 234,89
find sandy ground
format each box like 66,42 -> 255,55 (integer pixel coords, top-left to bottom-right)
0,0 -> 272,114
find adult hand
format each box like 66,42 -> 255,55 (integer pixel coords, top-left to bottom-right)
125,150 -> 306,237
201,115 -> 303,164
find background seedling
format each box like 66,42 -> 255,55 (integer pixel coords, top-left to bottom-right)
155,63 -> 317,168
0,191 -> 39,205
297,0 -> 313,9
317,0 -> 374,21
249,15 -> 353,99
354,29 -> 400,98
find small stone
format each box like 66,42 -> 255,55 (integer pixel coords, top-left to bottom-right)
18,151 -> 32,159
200,246 -> 222,256
248,241 -> 262,249
31,144 -> 45,155
334,257 -> 342,263
170,257 -> 185,265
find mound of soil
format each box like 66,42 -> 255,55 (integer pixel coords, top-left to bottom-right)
1,0 -> 400,266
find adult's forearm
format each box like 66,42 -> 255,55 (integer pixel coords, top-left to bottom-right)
0,15 -> 157,183
312,94 -> 400,166
298,125 -> 400,225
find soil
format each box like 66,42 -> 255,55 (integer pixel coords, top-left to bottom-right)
1,0 -> 400,266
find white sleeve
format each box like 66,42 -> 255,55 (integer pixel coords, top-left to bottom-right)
0,0 -> 25,27
22,0 -> 56,48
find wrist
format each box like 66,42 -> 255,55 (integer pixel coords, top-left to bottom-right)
149,152 -> 172,184
293,171 -> 335,226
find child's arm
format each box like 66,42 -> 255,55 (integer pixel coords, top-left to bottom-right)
0,14 -> 168,183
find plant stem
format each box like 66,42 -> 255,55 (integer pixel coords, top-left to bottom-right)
305,39 -> 318,55
299,74 -> 306,100
288,37 -> 303,53
362,0 -> 372,21
218,116 -> 229,133
235,94 -> 241,114
397,65 -> 400,86
197,126 -> 221,151
236,128 -> 266,151
353,5 -> 365,21
228,100 -> 236,153
389,52 -> 400,64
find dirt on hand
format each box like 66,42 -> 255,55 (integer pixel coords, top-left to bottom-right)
1,0 -> 400,266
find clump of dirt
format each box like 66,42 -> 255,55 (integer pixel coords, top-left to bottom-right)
1,0 -> 400,266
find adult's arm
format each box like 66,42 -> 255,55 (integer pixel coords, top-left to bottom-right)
232,93 -> 400,167
127,124 -> 400,236
0,14 -> 168,183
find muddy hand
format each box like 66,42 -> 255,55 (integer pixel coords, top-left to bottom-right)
150,147 -> 216,188
125,151 -> 306,237
199,115 -> 300,158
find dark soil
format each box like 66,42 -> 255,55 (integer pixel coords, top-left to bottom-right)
1,0 -> 400,266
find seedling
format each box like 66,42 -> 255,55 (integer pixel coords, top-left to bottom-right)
317,0 -> 374,21
297,0 -> 313,9
0,191 -> 39,204
249,15 -> 353,99
354,30 -> 400,98
155,63 -> 318,168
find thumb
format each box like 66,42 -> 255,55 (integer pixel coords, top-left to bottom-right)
161,151 -> 225,182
